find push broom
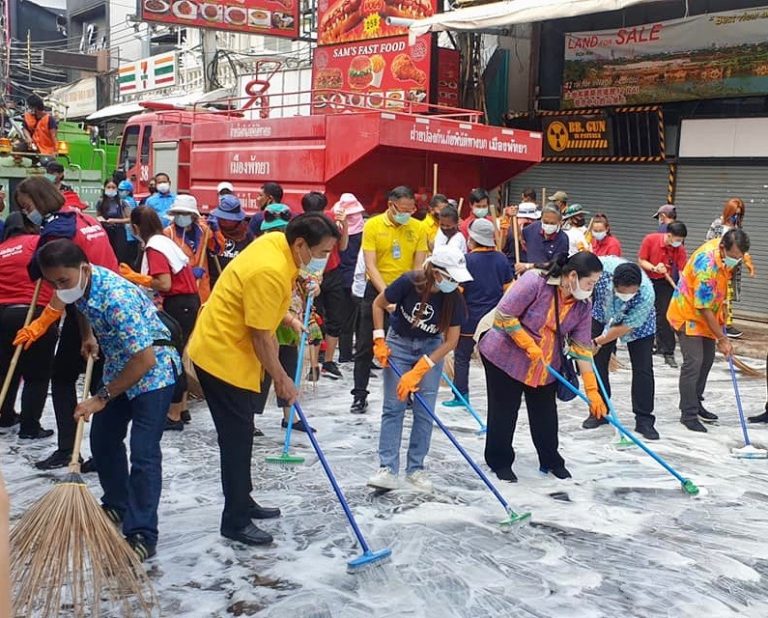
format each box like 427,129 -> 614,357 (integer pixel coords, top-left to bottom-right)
265,293 -> 314,465
440,371 -> 487,434
292,401 -> 392,573
10,356 -> 155,617
390,360 -> 531,526
727,353 -> 767,459
546,364 -> 700,496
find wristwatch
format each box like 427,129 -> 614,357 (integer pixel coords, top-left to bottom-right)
96,384 -> 112,403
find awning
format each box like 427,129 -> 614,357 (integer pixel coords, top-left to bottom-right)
409,0 -> 666,37
85,91 -> 223,122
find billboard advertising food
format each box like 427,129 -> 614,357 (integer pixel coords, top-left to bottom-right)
140,0 -> 298,38
563,6 -> 768,108
312,35 -> 432,112
317,0 -> 436,46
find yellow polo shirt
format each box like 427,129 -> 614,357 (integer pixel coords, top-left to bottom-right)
421,215 -> 439,245
362,213 -> 427,285
188,232 -> 297,391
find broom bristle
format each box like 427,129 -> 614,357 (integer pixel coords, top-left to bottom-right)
10,477 -> 156,617
732,356 -> 766,379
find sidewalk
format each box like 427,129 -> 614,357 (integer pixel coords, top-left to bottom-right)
732,319 -> 768,360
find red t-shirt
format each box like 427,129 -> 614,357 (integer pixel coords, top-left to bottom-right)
322,208 -> 341,272
0,235 -> 54,305
638,232 -> 687,280
591,235 -> 622,257
460,214 -> 493,239
146,248 -> 198,296
68,207 -> 119,271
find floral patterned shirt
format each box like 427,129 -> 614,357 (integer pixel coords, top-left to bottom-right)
75,266 -> 180,398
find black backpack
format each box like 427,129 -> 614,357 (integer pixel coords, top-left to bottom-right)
155,309 -> 184,355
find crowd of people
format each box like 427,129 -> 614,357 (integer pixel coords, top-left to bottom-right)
0,171 -> 764,564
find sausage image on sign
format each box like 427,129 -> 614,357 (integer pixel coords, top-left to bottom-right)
318,0 -> 432,44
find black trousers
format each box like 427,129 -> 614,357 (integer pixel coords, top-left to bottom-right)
195,364 -> 262,531
0,305 -> 57,433
338,289 -> 358,362
252,345 -> 299,413
652,278 -> 676,355
163,293 -> 201,404
592,319 -> 655,427
317,268 -> 354,340
352,283 -> 378,398
52,310 -> 104,452
481,353 -> 564,472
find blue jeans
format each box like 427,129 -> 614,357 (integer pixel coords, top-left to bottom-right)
91,385 -> 174,546
379,330 -> 443,475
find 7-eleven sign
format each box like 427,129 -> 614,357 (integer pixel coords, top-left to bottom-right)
118,52 -> 177,96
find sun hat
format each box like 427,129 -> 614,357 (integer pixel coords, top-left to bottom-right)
212,194 -> 244,222
333,192 -> 365,215
260,203 -> 292,232
426,245 -> 473,282
562,203 -> 589,220
517,202 -> 541,220
167,194 -> 199,216
468,218 -> 496,247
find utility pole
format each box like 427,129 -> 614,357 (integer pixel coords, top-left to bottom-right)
201,30 -> 217,93
27,30 -> 31,81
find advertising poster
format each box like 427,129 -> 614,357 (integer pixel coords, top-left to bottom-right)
141,0 -> 299,38
317,0 -> 436,46
312,35 -> 432,113
542,114 -> 612,157
435,48 -> 459,108
563,6 -> 768,108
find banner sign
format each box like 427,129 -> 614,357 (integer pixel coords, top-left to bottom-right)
141,0 -> 298,38
118,53 -> 177,96
435,48 -> 459,108
563,6 -> 768,108
543,113 -> 612,157
51,77 -> 98,118
311,35 -> 432,113
317,0 -> 436,45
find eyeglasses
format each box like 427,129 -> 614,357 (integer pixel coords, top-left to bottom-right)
264,209 -> 291,223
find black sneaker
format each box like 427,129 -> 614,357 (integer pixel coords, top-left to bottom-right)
582,415 -> 609,429
221,523 -> 273,546
18,427 -> 54,440
35,449 -> 74,470
101,504 -> 122,526
164,417 -> 184,432
681,419 -> 707,433
281,418 -> 316,433
494,467 -> 517,483
726,326 -> 743,339
350,396 -> 368,414
664,354 -> 678,368
748,411 -> 768,424
181,410 -> 192,424
81,458 -> 97,474
126,533 -> 156,562
698,409 -> 719,423
0,413 -> 21,428
321,361 -> 342,380
540,466 -> 572,480
305,367 -> 320,382
635,424 -> 660,440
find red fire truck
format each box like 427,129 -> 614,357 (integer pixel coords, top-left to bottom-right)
117,87 -> 542,214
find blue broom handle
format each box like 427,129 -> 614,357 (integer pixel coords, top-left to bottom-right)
727,355 -> 752,446
545,364 -> 689,485
283,294 -> 314,452
390,360 -> 511,512
440,372 -> 487,430
292,402 -> 371,553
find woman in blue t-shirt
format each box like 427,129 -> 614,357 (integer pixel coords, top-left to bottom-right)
367,245 -> 470,492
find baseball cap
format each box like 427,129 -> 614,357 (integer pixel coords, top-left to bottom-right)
168,194 -> 199,216
117,180 -> 134,192
652,204 -> 676,218
562,203 -> 589,220
45,161 -> 64,174
212,194 -> 244,222
468,218 -> 496,247
547,190 -> 567,202
217,181 -> 234,194
334,192 -> 365,215
426,246 -> 473,283
517,202 -> 541,220
261,203 -> 292,231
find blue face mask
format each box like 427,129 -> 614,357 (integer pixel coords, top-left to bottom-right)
45,174 -> 58,184
118,190 -> 129,199
26,209 -> 43,226
724,255 -> 741,269
300,246 -> 329,276
393,212 -> 411,225
437,278 -> 459,293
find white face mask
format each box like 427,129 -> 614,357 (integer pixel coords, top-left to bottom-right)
156,182 -> 171,194
175,214 -> 193,228
542,223 -> 559,235
570,275 -> 592,301
472,207 -> 489,218
56,267 -> 88,304
670,240 -> 682,248
104,189 -> 117,198
592,231 -> 607,241
616,291 -> 636,303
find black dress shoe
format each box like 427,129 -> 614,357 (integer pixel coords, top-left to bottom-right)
249,502 -> 281,519
540,466 -> 572,480
18,427 -> 54,440
636,425 -> 660,440
582,415 -> 609,429
35,449 -> 75,470
698,409 -> 719,423
81,458 -> 97,474
681,419 -> 707,433
748,411 -> 768,424
494,467 -> 517,483
221,523 -> 273,546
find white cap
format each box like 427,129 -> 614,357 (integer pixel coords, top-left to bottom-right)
468,218 -> 496,247
517,202 -> 541,220
168,194 -> 199,216
217,181 -> 234,194
426,246 -> 473,282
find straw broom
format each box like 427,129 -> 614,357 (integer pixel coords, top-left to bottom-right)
10,357 -> 155,617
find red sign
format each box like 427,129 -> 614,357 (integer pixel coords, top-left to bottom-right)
312,35 -> 432,113
140,0 -> 298,38
435,48 -> 459,108
317,0 -> 436,46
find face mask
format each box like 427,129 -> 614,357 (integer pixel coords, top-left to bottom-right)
441,227 -> 458,238
670,240 -> 682,248
724,255 -> 742,269
119,190 -> 129,199
156,182 -> 170,194
592,231 -> 607,241
392,210 -> 411,225
542,223 -> 559,235
45,174 -> 58,184
175,214 -> 193,228
472,207 -> 489,218
436,278 -> 459,293
570,276 -> 592,301
104,189 -> 117,198
300,246 -> 329,276
56,267 -> 88,304
26,209 -> 43,226
616,291 -> 636,302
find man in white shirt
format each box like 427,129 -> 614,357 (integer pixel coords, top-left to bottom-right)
562,203 -> 590,256
433,205 -> 467,253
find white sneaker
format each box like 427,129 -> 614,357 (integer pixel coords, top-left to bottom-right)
367,467 -> 399,490
405,470 -> 433,493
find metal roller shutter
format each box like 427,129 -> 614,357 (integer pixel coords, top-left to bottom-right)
504,163 -> 669,263
673,164 -> 768,321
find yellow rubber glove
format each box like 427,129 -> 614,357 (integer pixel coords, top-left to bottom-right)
13,304 -> 63,350
373,338 -> 391,368
510,327 -> 544,366
396,355 -> 434,402
582,371 -> 608,419
119,263 -> 152,288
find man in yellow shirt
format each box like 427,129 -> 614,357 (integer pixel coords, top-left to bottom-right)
422,193 -> 448,252
189,213 -> 340,545
351,186 -> 427,413
667,229 -> 748,433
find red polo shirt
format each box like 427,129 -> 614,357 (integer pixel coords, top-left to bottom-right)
322,207 -> 342,272
638,232 -> 687,280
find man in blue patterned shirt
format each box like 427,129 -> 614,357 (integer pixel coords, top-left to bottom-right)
583,256 -> 658,440
35,239 -> 179,563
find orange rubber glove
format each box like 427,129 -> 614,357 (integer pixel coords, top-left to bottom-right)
373,334 -> 391,368
119,263 -> 152,288
396,355 -> 434,402
510,327 -> 544,366
13,304 -> 63,350
582,371 -> 608,419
